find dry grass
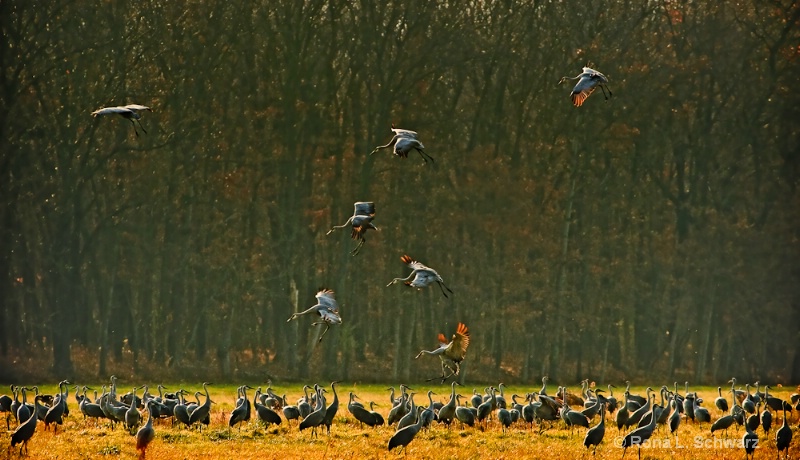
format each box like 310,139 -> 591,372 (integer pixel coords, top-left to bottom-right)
2,383 -> 798,460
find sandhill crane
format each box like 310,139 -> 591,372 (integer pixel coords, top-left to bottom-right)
436,381 -> 460,427
497,407 -> 513,432
299,385 -> 326,438
742,410 -> 759,460
476,387 -> 496,428
10,395 -> 41,455
764,385 -> 792,412
44,380 -> 68,433
388,254 -> 453,298
229,386 -> 252,430
326,202 -> 378,255
776,405 -> 792,459
454,395 -> 476,428
126,387 -> 142,434
79,387 -> 105,426
281,395 -> 301,424
349,393 -> 378,428
173,391 -> 191,428
322,381 -> 340,435
188,383 -> 213,432
615,393 -> 629,430
668,395 -> 681,438
621,400 -> 657,460
388,406 -> 428,453
135,401 -> 156,459
559,391 -> 590,433
558,67 -> 612,107
624,381 -> 646,409
419,391 -> 437,429
714,386 -> 729,412
371,125 -> 434,164
91,104 -> 152,136
253,389 -> 282,428
760,403 -> 772,435
415,322 -> 470,383
287,288 -> 342,343
0,387 -> 12,430
584,402 -> 607,455
13,386 -> 30,424
369,402 -> 385,426
397,393 -> 418,431
626,387 -> 653,428
693,397 -> 711,425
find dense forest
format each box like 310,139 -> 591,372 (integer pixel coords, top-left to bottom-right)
1,0 -> 798,385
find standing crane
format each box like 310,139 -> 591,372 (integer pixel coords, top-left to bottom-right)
229,385 -> 252,431
388,406 -> 428,453
286,288 -> 342,343
776,405 -> 792,459
299,385 -> 327,439
371,125 -> 434,164
714,387 -> 729,413
349,393 -> 378,428
558,67 -> 612,107
387,254 -> 454,298
583,401 -> 607,455
326,202 -> 378,255
135,401 -> 156,460
10,395 -> 42,455
621,397 -> 657,460
125,387 -> 142,434
415,322 -> 470,383
188,383 -> 213,432
91,104 -> 152,136
322,381 -> 340,436
436,381 -> 460,427
742,409 -> 759,460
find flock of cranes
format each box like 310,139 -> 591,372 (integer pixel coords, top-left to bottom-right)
2,377 -> 798,458
35,66 -> 781,458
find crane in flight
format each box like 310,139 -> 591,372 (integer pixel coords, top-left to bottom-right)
326,202 -> 378,256
91,104 -> 152,136
286,288 -> 342,342
387,254 -> 453,298
559,67 -> 612,107
371,125 -> 434,164
415,322 -> 470,383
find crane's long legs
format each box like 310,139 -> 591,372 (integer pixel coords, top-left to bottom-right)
312,322 -> 331,342
437,281 -> 454,298
135,118 -> 147,134
129,119 -> 140,137
416,148 -> 435,164
599,85 -> 613,100
351,238 -> 365,256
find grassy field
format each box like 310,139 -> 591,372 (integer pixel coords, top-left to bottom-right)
1,382 -> 797,460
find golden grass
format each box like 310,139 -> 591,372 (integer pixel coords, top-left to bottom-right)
2,383 -> 798,460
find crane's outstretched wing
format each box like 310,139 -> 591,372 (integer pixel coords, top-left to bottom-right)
353,202 -> 375,217
315,288 -> 338,312
91,106 -> 134,117
391,126 -> 418,139
571,76 -> 598,107
400,254 -> 431,272
447,323 -> 470,359
122,104 -> 152,113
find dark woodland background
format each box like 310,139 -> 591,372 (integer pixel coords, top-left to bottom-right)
1,0 -> 799,385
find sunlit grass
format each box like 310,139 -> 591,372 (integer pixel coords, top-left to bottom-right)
2,383 -> 797,459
